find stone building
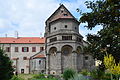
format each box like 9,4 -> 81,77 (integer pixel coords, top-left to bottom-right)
45,4 -> 94,74
30,51 -> 46,74
0,37 -> 45,74
0,4 -> 94,74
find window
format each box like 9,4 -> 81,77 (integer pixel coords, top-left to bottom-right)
40,47 -> 44,51
15,47 -> 18,52
54,27 -> 56,30
22,47 -> 29,52
39,60 -> 41,65
62,36 -> 72,40
50,37 -> 57,42
65,25 -> 67,28
61,10 -> 63,13
23,57 -> 27,60
64,14 -> 68,16
75,27 -> 77,29
85,56 -> 88,60
77,37 -> 82,42
63,50 -> 69,55
6,47 -> 10,52
21,69 -> 24,74
32,47 -> 36,52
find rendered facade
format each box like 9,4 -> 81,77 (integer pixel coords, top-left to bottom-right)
0,37 -> 45,74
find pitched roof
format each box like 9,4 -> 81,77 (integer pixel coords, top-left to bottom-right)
30,50 -> 46,59
0,37 -> 45,44
33,54 -> 46,58
46,4 -> 79,24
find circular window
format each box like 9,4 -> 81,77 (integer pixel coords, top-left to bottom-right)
54,27 -> 56,30
65,25 -> 67,28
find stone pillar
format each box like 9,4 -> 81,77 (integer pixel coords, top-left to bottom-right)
47,51 -> 62,75
56,51 -> 62,74
46,53 -> 50,74
72,51 -> 77,72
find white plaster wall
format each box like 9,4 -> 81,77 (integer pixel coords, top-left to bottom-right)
0,43 -> 44,74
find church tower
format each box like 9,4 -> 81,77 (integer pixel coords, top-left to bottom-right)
45,4 -> 92,74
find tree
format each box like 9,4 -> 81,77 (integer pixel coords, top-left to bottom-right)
0,48 -> 14,80
104,54 -> 120,79
79,0 -> 120,63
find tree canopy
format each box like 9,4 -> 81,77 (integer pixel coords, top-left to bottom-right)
80,0 -> 120,63
0,48 -> 14,80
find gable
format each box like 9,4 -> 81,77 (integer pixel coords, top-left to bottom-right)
46,4 -> 78,24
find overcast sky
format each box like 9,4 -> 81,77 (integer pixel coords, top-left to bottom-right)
0,0 -> 102,40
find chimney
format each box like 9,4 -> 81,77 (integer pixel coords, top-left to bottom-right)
15,31 -> 18,38
5,34 -> 7,38
40,32 -> 42,38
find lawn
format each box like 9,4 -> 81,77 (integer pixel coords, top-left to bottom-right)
18,74 -> 35,80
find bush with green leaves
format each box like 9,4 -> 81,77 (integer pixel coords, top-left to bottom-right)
80,69 -> 90,76
33,73 -> 45,79
63,68 -> 76,80
47,74 -> 55,79
11,76 -> 24,80
90,69 -> 105,79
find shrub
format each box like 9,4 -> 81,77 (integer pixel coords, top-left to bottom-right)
63,68 -> 76,80
33,73 -> 45,79
90,69 -> 104,79
47,74 -> 55,79
80,69 -> 90,76
103,73 -> 111,80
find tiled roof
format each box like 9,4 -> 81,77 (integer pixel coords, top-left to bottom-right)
33,54 -> 46,58
46,4 -> 79,24
50,13 -> 74,22
0,37 -> 45,44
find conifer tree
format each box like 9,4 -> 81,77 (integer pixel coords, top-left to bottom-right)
0,48 -> 14,80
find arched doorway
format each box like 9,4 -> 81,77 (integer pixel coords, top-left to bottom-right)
61,45 -> 73,71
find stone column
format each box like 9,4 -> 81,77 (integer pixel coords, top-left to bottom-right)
72,51 -> 77,72
56,51 -> 62,74
46,53 -> 50,74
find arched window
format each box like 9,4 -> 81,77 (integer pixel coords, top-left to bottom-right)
61,45 -> 73,56
49,47 -> 57,56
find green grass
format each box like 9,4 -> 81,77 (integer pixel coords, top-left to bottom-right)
18,74 -> 35,80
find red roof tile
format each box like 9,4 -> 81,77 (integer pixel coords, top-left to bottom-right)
34,54 -> 46,58
0,37 -> 45,44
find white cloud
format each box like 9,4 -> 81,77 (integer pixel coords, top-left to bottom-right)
0,0 -> 100,40
0,0 -> 59,37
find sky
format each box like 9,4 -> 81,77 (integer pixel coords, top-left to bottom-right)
0,0 -> 102,40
